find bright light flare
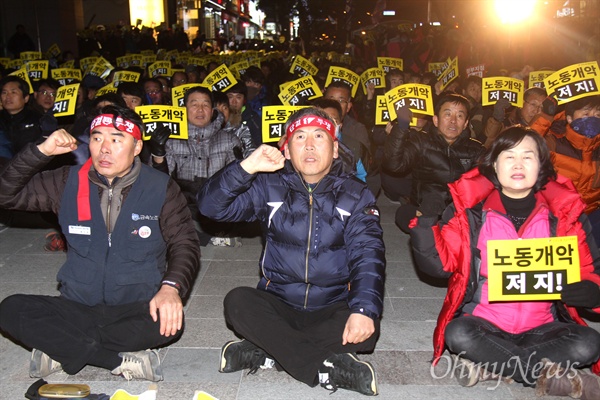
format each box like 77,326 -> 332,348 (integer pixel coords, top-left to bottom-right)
494,0 -> 536,24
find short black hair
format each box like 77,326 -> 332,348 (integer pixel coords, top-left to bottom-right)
226,82 -> 247,98
311,98 -> 343,123
241,66 -> 265,85
183,86 -> 213,107
325,80 -> 352,99
117,82 -> 146,104
0,76 -> 30,97
34,78 -> 61,92
213,90 -> 229,107
434,92 -> 471,119
565,95 -> 600,118
479,125 -> 556,193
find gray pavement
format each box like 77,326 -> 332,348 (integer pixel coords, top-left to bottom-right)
0,196 -> 597,399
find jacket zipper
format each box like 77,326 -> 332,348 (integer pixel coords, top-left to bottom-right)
303,189 -> 314,309
107,187 -> 113,247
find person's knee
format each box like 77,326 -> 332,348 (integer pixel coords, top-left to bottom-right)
223,287 -> 256,319
0,294 -> 29,335
445,318 -> 482,355
570,327 -> 600,366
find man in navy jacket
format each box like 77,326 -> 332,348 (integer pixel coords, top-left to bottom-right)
198,107 -> 385,396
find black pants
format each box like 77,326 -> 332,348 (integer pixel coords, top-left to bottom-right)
224,287 -> 380,387
445,315 -> 600,387
0,295 -> 181,374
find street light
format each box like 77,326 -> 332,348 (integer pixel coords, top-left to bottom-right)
494,0 -> 536,24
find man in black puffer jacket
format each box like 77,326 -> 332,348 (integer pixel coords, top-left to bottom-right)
199,107 -> 385,396
383,92 -> 485,232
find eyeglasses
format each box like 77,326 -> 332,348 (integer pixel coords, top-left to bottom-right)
38,90 -> 56,98
328,98 -> 349,105
524,100 -> 543,111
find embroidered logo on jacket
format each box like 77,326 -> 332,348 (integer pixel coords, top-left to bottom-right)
336,207 -> 351,221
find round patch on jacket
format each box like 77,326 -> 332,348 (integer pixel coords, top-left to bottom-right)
138,226 -> 152,239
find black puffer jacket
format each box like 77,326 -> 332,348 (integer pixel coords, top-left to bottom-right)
383,125 -> 485,216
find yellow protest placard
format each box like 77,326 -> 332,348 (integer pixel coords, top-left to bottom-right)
438,57 -> 459,91
79,57 -> 99,74
229,60 -> 250,79
261,105 -> 308,143
385,83 -> 434,122
0,57 -> 9,68
487,236 -> 581,301
176,52 -> 191,66
428,62 -> 448,77
482,77 -> 525,108
95,83 -> 118,97
20,51 -> 42,61
375,96 -> 392,126
53,83 -> 80,117
88,57 -> 114,79
360,68 -> 386,95
289,55 -> 319,77
377,57 -> 404,73
325,66 -> 360,98
529,70 -> 554,89
60,59 -> 75,69
171,83 -> 210,108
45,43 -> 61,59
26,60 -> 49,80
278,75 -> 322,106
51,68 -> 83,85
136,105 -> 188,141
148,61 -> 171,78
543,62 -> 600,104
141,49 -> 155,56
8,59 -> 25,70
141,55 -> 157,68
129,54 -> 143,68
9,67 -> 34,93
204,64 -> 238,92
116,55 -> 132,68
113,71 -> 141,86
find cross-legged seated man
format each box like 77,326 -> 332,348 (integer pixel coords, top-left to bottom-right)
198,107 -> 385,396
0,105 -> 200,381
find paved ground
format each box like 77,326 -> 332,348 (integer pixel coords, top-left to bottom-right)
1,196 -> 597,399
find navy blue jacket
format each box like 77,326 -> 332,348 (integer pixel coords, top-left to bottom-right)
198,159 -> 385,319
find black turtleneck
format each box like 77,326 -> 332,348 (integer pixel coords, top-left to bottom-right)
499,190 -> 536,232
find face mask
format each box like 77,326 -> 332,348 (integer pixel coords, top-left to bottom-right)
570,116 -> 600,138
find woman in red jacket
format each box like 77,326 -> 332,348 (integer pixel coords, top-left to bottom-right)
410,126 -> 600,398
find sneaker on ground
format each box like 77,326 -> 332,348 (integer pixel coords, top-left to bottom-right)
318,353 -> 378,396
452,355 -> 513,387
210,235 -> 242,247
111,349 -> 163,382
44,231 -> 66,252
30,348 -> 63,378
219,339 -> 273,373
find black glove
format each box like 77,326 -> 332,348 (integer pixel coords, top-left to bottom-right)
493,98 -> 511,121
395,203 -> 419,234
541,95 -> 558,116
147,124 -> 171,157
561,280 -> 600,308
396,104 -> 412,131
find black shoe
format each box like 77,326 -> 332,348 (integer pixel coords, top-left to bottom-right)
219,339 -> 273,373
319,353 -> 378,396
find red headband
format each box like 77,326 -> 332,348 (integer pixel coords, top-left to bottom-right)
284,115 -> 337,146
90,114 -> 142,140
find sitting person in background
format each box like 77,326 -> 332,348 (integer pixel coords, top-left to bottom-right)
410,126 -> 600,398
383,92 -> 485,232
531,95 -> 600,247
214,91 -> 255,158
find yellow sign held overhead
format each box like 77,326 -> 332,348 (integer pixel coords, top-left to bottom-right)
375,96 -> 392,126
482,77 -> 525,108
136,105 -> 188,141
360,68 -> 386,95
325,66 -> 360,98
53,83 -> 80,117
438,57 -> 459,91
543,62 -> 600,104
529,70 -> 554,89
26,60 -> 49,80
262,105 -> 308,143
487,236 -> 581,302
204,64 -> 238,92
148,61 -> 172,78
20,51 -> 42,61
289,55 -> 319,78
8,67 -> 34,93
385,83 -> 434,122
52,68 -> 83,86
95,83 -> 118,97
377,57 -> 403,73
278,76 -> 322,106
